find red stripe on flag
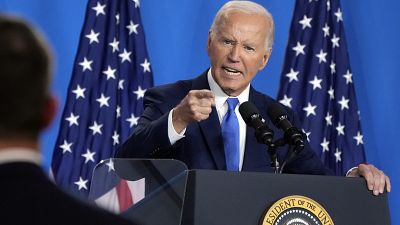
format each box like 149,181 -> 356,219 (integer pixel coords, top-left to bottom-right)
115,179 -> 134,212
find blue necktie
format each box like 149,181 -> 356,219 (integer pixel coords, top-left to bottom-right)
221,98 -> 240,171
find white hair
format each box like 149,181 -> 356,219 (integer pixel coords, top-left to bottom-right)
210,0 -> 275,50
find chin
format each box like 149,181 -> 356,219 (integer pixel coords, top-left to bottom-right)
221,86 -> 240,96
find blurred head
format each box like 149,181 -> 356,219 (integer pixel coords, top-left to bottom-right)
207,1 -> 275,96
0,15 -> 56,140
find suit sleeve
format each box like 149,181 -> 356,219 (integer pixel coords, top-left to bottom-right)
283,109 -> 334,175
115,87 -> 183,159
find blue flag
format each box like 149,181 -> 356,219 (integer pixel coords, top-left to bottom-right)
277,0 -> 365,175
51,0 -> 153,197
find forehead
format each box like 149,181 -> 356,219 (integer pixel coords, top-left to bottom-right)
217,12 -> 269,42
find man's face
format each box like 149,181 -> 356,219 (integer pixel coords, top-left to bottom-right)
207,12 -> 272,96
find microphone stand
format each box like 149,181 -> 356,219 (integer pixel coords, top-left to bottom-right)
266,139 -> 285,174
277,128 -> 306,173
278,145 -> 303,174
264,137 -> 304,174
250,119 -> 305,174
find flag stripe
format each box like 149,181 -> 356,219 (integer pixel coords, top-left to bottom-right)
116,179 -> 134,212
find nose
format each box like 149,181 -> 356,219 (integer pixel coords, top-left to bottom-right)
228,45 -> 240,62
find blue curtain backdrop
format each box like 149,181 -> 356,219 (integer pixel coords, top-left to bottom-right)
1,1 -> 399,224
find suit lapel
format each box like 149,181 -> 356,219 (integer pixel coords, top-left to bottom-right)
198,109 -> 226,170
192,71 -> 226,170
242,87 -> 272,172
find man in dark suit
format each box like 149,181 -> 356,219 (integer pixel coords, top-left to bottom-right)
0,15 -> 138,225
117,1 -> 390,195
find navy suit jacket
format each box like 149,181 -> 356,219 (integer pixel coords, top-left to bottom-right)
117,70 -> 332,175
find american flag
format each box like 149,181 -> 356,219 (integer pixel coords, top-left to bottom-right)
277,0 -> 365,175
51,0 -> 152,206
88,159 -> 145,213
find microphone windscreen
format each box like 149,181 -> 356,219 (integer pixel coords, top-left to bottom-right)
267,102 -> 287,125
239,101 -> 260,123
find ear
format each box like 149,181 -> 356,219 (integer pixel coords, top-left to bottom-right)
206,30 -> 212,55
41,95 -> 58,129
259,47 -> 273,71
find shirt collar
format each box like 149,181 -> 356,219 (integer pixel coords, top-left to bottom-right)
207,68 -> 250,109
0,147 -> 41,166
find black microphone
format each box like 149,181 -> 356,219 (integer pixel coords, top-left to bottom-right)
239,101 -> 273,145
267,102 -> 304,150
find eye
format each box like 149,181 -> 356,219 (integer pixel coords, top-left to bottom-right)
244,45 -> 255,52
223,39 -> 234,45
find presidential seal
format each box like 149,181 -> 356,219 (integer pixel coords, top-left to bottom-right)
260,195 -> 334,225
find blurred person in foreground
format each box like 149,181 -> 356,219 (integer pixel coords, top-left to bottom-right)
0,15 -> 138,225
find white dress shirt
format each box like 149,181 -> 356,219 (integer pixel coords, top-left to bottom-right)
168,69 -> 249,170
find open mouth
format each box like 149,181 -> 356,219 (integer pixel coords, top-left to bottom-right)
222,66 -> 242,76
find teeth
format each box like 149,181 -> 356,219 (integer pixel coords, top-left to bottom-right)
224,67 -> 240,74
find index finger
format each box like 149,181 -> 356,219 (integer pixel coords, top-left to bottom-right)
193,89 -> 215,99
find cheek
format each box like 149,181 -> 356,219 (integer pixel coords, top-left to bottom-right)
210,49 -> 224,63
242,60 -> 262,80
252,57 -> 267,71
213,45 -> 230,58
245,60 -> 261,72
